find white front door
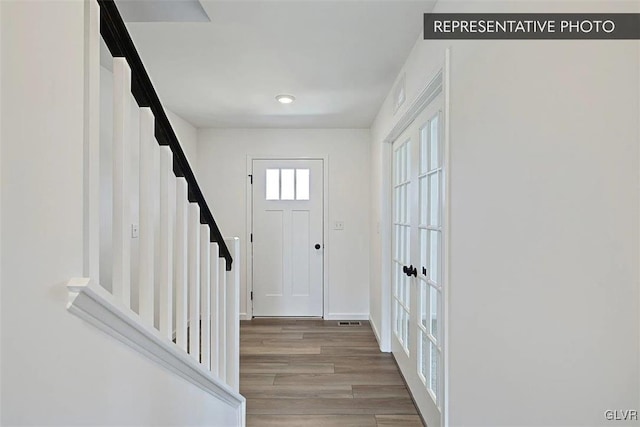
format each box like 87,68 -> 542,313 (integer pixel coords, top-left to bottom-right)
392,93 -> 445,427
252,159 -> 324,317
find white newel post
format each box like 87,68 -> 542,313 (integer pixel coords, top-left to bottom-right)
158,147 -> 174,339
210,243 -> 220,377
218,258 -> 227,380
138,107 -> 155,325
225,238 -> 241,391
200,226 -> 212,370
112,57 -> 132,308
188,203 -> 201,361
84,0 -> 101,281
175,178 -> 189,352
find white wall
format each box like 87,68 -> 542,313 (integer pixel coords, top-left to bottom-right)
196,128 -> 370,319
0,1 -> 237,425
370,1 -> 640,426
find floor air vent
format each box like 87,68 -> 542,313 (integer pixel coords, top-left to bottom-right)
337,321 -> 362,326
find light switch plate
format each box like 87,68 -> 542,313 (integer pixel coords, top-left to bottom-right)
333,221 -> 344,231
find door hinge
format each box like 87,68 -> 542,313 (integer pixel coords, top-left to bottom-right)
248,174 -> 253,184
250,233 -> 253,242
250,291 -> 253,300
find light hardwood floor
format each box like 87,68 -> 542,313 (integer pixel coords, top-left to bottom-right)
240,319 -> 424,427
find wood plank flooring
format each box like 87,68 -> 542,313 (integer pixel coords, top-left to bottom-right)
241,319 -> 423,427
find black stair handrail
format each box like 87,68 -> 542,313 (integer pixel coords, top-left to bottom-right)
98,0 -> 232,271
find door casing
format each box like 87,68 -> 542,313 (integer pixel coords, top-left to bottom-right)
380,49 -> 451,427
245,155 -> 330,319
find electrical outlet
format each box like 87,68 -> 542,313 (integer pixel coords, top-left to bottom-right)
131,224 -> 139,238
333,221 -> 344,231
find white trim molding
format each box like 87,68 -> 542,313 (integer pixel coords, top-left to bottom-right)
245,155 -> 330,319
66,278 -> 246,417
384,70 -> 443,145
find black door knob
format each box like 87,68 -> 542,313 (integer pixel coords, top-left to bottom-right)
315,244 -> 321,250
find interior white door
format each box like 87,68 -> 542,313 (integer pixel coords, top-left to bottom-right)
252,159 -> 323,317
392,93 -> 445,427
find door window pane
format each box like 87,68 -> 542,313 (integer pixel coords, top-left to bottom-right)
421,229 -> 427,277
281,169 -> 294,200
430,286 -> 438,340
419,177 -> 427,226
420,331 -> 429,380
266,169 -> 280,200
420,125 -> 428,174
429,341 -> 439,398
428,173 -> 439,226
429,231 -> 440,284
429,114 -> 439,171
420,281 -> 428,329
296,169 -> 310,200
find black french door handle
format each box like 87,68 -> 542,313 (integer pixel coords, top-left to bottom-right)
405,265 -> 417,277
314,243 -> 321,250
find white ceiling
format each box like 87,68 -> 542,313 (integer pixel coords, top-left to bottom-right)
123,0 -> 436,129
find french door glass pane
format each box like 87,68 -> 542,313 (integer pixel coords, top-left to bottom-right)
420,281 -> 428,329
420,229 -> 427,274
404,226 -> 409,263
419,177 -> 427,226
405,185 -> 409,223
429,114 -> 439,171
420,125 -> 428,174
395,149 -> 400,185
428,230 -> 440,284
428,173 -> 439,226
420,332 -> 428,380
430,286 -> 438,340
403,309 -> 410,350
429,341 -> 439,397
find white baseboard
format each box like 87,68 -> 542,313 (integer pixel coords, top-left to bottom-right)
369,315 -> 391,353
239,313 -> 251,321
324,313 -> 369,321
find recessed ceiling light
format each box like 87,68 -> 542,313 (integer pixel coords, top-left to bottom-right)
276,94 -> 295,104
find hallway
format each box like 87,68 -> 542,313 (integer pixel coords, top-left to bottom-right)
240,319 -> 423,426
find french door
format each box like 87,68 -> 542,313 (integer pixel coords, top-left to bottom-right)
392,93 -> 445,427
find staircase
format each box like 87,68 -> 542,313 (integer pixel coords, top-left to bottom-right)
66,0 -> 245,424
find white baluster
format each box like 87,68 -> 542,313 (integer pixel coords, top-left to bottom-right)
200,225 -> 211,370
138,108 -> 155,325
209,242 -> 220,376
151,135 -> 161,329
225,238 -> 240,391
188,203 -> 201,361
159,147 -> 174,339
218,258 -> 227,380
174,178 -> 188,352
112,57 -> 132,307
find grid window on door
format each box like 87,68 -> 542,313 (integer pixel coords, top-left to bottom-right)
265,168 -> 310,201
417,111 -> 443,406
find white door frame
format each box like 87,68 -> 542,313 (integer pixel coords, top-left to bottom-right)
245,155 -> 330,319
380,49 -> 451,426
